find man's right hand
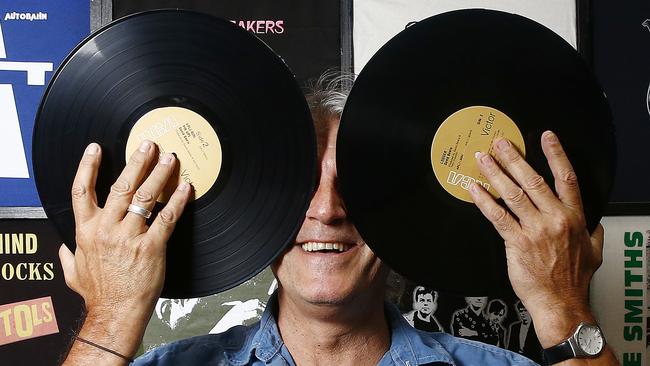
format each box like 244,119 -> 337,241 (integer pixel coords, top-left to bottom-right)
60,141 -> 192,364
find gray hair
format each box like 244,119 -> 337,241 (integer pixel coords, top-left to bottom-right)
304,70 -> 355,123
304,70 -> 409,303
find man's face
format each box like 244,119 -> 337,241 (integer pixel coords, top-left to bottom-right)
272,117 -> 388,306
465,296 -> 488,311
416,293 -> 435,315
517,304 -> 531,323
488,308 -> 506,324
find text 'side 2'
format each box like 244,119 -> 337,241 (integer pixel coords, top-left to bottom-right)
33,10 -> 316,298
337,9 -> 616,296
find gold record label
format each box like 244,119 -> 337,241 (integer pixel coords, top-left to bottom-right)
430,106 -> 525,202
125,107 -> 222,202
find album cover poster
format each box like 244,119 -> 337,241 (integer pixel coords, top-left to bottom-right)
0,219 -> 84,366
590,217 -> 649,364
141,269 -> 276,355
112,0 -> 341,85
0,0 -> 89,207
352,0 -> 578,73
592,0 -> 650,213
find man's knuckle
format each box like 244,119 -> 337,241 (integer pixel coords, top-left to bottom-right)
559,169 -> 579,186
503,149 -> 522,163
134,189 -> 155,205
504,187 -> 526,205
524,174 -> 546,191
75,229 -> 89,244
483,163 -> 499,177
134,238 -> 155,255
71,184 -> 87,200
94,227 -> 111,244
110,179 -> 132,195
158,209 -> 178,226
490,207 -> 510,229
552,214 -> 571,233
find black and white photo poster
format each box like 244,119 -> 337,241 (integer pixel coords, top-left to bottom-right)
394,281 -> 543,364
353,0 -> 577,73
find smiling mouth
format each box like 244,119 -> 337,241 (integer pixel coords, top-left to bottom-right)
301,242 -> 352,253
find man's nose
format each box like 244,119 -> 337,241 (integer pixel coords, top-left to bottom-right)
305,176 -> 347,225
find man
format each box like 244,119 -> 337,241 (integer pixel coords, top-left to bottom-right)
450,296 -> 491,343
403,286 -> 444,332
486,299 -> 508,348
59,73 -> 618,365
508,300 -> 543,363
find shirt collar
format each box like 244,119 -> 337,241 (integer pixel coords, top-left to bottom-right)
228,292 -> 455,366
228,292 -> 284,365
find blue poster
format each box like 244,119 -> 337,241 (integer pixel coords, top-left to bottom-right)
0,1 -> 89,206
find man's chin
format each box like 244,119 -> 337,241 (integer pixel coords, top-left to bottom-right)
301,289 -> 356,307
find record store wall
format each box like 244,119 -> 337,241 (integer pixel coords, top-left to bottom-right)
0,0 -> 648,365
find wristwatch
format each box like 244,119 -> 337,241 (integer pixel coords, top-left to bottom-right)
542,322 -> 605,365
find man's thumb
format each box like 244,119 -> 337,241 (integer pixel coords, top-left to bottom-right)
59,244 -> 78,292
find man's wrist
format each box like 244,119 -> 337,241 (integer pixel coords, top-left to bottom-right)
527,302 -> 597,348
76,305 -> 152,360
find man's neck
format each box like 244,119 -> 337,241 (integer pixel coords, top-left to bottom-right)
276,290 -> 390,366
470,306 -> 482,316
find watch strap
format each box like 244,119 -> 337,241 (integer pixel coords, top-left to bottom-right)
543,340 -> 575,365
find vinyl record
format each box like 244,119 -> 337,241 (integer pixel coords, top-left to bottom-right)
337,9 -> 616,296
33,10 -> 316,298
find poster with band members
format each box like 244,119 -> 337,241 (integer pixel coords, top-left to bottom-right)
592,0 -> 650,213
395,216 -> 650,365
112,0 -> 342,86
0,219 -> 84,366
391,279 -> 543,364
0,0 -> 89,207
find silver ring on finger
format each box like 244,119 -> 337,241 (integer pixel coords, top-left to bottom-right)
127,204 -> 152,219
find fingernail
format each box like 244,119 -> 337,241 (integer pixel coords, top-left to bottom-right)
496,139 -> 510,151
469,182 -> 479,194
160,153 -> 174,165
543,131 -> 558,143
178,182 -> 190,192
139,140 -> 152,153
85,143 -> 99,155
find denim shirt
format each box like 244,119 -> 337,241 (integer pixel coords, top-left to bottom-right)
133,295 -> 538,366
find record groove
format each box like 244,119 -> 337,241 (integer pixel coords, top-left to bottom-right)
338,9 -> 615,296
34,10 -> 316,298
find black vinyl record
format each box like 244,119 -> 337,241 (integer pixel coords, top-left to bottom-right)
33,10 -> 315,298
338,9 -> 616,296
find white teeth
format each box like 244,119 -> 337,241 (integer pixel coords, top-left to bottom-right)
301,242 -> 350,252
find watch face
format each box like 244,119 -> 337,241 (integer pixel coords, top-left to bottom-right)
577,325 -> 604,355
